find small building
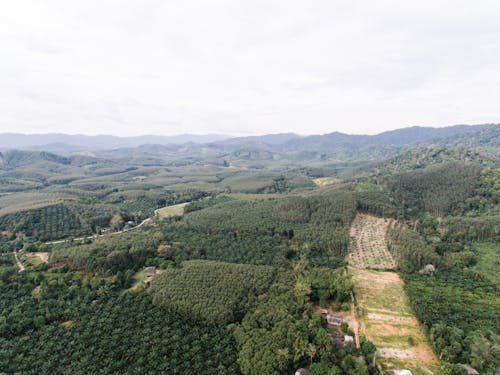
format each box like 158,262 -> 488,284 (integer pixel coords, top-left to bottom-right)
327,314 -> 344,326
145,266 -> 157,282
320,308 -> 328,316
295,369 -> 308,375
344,335 -> 354,343
462,365 -> 479,375
387,370 -> 412,375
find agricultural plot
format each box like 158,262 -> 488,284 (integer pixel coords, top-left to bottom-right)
349,213 -> 438,374
154,202 -> 187,218
349,213 -> 396,269
351,268 -> 439,375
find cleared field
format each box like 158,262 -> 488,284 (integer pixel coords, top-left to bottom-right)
26,252 -> 49,266
349,213 -> 438,374
349,213 -> 396,269
352,268 -> 439,375
154,202 -> 187,218
312,176 -> 341,186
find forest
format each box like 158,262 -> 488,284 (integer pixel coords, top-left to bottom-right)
0,125 -> 498,374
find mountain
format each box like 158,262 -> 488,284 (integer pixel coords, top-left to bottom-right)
0,124 -> 497,156
279,124 -> 498,151
0,133 -> 229,152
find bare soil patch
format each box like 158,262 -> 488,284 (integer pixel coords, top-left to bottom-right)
31,252 -> 49,263
349,213 -> 396,269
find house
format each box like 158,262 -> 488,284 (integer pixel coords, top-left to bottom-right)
344,335 -> 354,343
327,314 -> 344,326
462,365 -> 479,375
320,309 -> 328,316
295,368 -> 308,375
145,266 -> 157,282
387,370 -> 412,375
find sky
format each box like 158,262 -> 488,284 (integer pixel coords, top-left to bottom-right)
1,1 -> 499,136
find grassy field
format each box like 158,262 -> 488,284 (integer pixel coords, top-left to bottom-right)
352,268 -> 439,375
155,202 -> 187,218
129,269 -> 147,292
473,241 -> 499,286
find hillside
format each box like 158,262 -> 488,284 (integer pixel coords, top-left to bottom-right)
0,124 -> 498,375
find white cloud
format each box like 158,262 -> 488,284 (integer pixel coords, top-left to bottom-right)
0,0 -> 499,136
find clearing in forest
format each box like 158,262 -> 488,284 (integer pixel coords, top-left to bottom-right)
155,202 -> 187,218
349,213 -> 439,374
25,252 -> 49,267
312,176 -> 340,186
349,213 -> 396,269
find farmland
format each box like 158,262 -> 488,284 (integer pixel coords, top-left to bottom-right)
351,268 -> 439,375
349,213 -> 439,374
154,202 -> 187,218
349,213 -> 396,269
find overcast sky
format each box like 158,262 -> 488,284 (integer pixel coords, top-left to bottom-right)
1,1 -> 499,136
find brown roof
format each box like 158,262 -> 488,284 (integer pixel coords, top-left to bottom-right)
327,314 -> 344,325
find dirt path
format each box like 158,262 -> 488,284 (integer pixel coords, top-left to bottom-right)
349,213 -> 439,374
44,217 -> 152,245
13,250 -> 25,272
44,201 -> 189,246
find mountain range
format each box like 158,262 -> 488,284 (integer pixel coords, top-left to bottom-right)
0,124 -> 498,154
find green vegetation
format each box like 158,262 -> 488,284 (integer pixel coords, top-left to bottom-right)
150,260 -> 275,324
0,204 -> 85,241
0,271 -> 238,374
473,242 -> 500,285
388,224 -> 500,374
0,125 -> 498,374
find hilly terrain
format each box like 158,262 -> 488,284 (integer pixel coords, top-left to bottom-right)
0,123 -> 498,375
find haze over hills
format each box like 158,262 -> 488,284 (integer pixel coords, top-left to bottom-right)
0,133 -> 229,151
0,124 -> 498,156
0,124 -> 500,159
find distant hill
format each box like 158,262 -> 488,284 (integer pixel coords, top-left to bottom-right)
0,133 -> 229,152
273,124 -> 497,151
0,124 -> 498,157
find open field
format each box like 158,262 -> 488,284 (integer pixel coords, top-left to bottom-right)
25,252 -> 49,267
349,213 -> 438,374
155,202 -> 187,218
349,213 -> 396,269
312,176 -> 341,186
352,268 -> 439,374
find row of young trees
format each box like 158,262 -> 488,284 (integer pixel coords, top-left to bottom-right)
1,283 -> 239,374
0,204 -> 86,241
387,162 -> 482,217
387,223 -> 499,373
150,260 -> 276,324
